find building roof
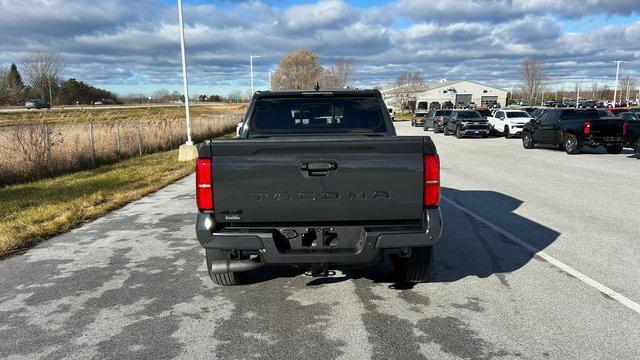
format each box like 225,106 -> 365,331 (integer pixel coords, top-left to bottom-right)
422,80 -> 507,93
381,83 -> 430,94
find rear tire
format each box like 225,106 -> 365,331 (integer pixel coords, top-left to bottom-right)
606,144 -> 623,154
433,125 -> 441,134
393,247 -> 434,283
206,249 -> 242,286
504,126 -> 512,139
564,134 -> 581,155
455,126 -> 463,139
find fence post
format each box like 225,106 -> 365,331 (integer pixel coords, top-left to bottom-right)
89,121 -> 96,167
43,123 -> 51,173
136,123 -> 143,156
115,121 -> 121,159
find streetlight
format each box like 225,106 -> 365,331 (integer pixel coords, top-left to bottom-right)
250,55 -> 261,96
575,80 -> 581,109
176,0 -> 196,161
613,60 -> 624,106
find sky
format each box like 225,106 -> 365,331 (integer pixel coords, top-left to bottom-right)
0,0 -> 639,97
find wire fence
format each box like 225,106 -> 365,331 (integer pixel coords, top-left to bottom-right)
0,114 -> 241,186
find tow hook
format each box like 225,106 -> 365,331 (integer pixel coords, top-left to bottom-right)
305,263 -> 336,277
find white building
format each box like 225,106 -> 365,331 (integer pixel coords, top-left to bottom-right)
415,80 -> 507,109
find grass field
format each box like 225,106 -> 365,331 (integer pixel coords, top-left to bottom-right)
0,149 -> 196,258
0,103 -> 247,127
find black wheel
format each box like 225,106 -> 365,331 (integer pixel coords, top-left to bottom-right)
393,247 -> 434,283
433,125 -> 440,134
504,126 -> 512,139
455,126 -> 463,139
606,144 -> 623,154
635,139 -> 640,154
563,134 -> 580,155
522,132 -> 535,149
206,249 -> 242,286
423,124 -> 429,131
443,126 -> 450,136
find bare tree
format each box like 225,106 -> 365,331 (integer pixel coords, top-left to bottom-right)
271,48 -> 322,90
392,71 -> 424,111
0,66 -> 8,105
619,75 -> 637,102
21,53 -> 64,102
321,59 -> 353,88
519,59 -> 548,106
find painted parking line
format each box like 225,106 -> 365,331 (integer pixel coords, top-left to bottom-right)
442,195 -> 640,315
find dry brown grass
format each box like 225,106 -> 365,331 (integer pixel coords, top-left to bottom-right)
0,149 -> 196,258
0,103 -> 247,127
0,105 -> 245,185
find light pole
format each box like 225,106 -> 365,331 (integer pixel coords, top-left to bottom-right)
575,80 -> 581,109
250,55 -> 261,96
177,0 -> 192,146
47,78 -> 53,107
176,0 -> 197,161
613,60 -> 624,107
268,70 -> 272,90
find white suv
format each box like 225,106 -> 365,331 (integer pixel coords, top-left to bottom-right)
488,109 -> 534,138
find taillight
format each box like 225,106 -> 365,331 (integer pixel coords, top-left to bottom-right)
623,122 -> 629,139
196,158 -> 213,211
423,154 -> 440,207
583,119 -> 591,137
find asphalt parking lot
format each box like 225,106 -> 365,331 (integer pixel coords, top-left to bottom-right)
1,121 -> 639,359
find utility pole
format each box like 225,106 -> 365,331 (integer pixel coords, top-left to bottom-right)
250,55 -> 261,96
48,78 -> 53,107
268,70 -> 272,90
613,60 -> 624,106
575,80 -> 581,109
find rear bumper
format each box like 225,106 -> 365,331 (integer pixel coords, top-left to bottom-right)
196,209 -> 442,266
585,136 -> 625,146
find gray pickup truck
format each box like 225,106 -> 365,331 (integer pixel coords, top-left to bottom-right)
195,89 -> 442,285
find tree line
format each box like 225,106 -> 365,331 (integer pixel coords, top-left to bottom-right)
0,53 -> 119,106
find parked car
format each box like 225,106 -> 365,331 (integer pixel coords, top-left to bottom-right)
424,109 -> 452,132
579,100 -> 597,108
488,109 -> 534,138
596,109 -> 616,119
522,108 -> 626,154
476,108 -> 492,119
609,107 -> 632,116
411,111 -> 428,127
24,99 -> 50,109
442,110 -> 491,138
387,105 -> 395,121
94,101 -> 103,106
622,113 -> 640,154
195,89 -> 442,285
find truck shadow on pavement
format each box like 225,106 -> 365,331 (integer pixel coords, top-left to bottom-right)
282,187 -> 562,289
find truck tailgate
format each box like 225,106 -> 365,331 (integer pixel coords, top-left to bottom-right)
206,136 -> 434,224
591,118 -> 624,138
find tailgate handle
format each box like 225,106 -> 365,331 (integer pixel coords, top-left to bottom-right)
300,161 -> 337,176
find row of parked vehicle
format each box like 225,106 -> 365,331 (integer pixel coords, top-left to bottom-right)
411,106 -> 640,155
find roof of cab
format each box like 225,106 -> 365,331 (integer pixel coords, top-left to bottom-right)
253,89 -> 381,99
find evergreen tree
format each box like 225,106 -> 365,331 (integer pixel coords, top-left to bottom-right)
6,63 -> 25,89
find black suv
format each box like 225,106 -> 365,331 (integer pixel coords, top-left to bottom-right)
442,110 -> 491,138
